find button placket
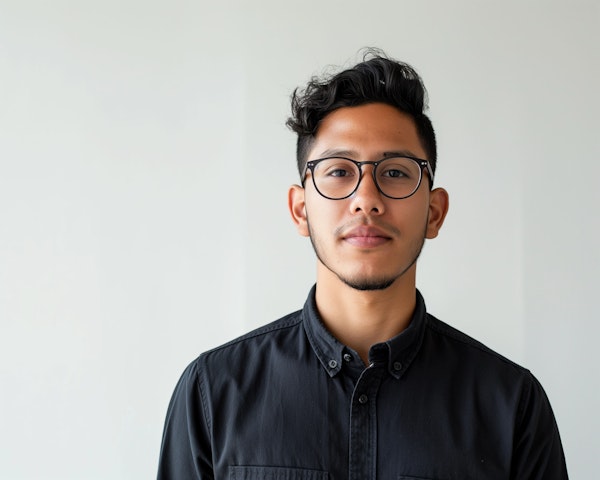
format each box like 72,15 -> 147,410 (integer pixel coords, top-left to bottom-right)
349,363 -> 385,480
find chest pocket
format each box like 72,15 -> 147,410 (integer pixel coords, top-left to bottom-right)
229,466 -> 328,479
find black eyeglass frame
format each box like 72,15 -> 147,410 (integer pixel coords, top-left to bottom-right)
301,155 -> 435,200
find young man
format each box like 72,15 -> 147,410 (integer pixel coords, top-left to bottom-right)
157,53 -> 568,479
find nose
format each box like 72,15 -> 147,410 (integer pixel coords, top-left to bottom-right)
348,167 -> 385,215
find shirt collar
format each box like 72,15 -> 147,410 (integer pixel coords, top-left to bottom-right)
302,285 -> 428,379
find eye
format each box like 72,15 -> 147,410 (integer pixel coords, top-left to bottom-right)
378,158 -> 418,181
381,168 -> 408,178
380,166 -> 413,179
329,168 -> 352,177
318,159 -> 357,179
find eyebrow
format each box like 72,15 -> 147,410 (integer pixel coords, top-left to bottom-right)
314,148 -> 422,159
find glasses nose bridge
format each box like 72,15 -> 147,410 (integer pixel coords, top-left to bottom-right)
353,160 -> 382,195
355,160 -> 380,189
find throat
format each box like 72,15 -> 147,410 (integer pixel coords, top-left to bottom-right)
314,280 -> 416,363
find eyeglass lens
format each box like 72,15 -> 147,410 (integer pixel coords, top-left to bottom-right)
312,157 -> 423,199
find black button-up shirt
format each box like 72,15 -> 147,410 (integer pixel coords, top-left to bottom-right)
158,287 -> 568,479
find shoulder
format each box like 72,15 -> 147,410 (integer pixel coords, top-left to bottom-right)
422,315 -> 567,476
422,313 -> 535,385
419,314 -> 557,425
188,309 -> 304,372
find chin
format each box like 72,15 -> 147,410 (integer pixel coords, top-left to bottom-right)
339,275 -> 397,291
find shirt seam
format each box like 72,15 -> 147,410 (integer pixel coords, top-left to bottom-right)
515,370 -> 533,427
199,311 -> 304,358
426,315 -> 530,374
194,361 -> 212,434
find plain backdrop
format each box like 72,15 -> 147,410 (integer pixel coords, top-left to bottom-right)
1,1 -> 598,478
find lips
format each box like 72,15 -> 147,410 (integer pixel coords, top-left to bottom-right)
342,225 -> 392,248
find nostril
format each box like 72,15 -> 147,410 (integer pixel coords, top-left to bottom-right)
354,206 -> 379,213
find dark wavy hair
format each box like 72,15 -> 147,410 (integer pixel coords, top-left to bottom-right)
286,50 -> 436,186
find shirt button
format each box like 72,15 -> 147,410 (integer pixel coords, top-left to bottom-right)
343,353 -> 352,362
393,361 -> 402,371
358,394 -> 368,404
328,359 -> 338,369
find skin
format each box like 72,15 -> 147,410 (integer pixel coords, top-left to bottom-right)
289,103 -> 449,365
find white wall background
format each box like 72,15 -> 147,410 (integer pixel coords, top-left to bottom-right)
1,1 -> 598,478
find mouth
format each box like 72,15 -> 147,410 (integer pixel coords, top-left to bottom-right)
342,226 -> 392,248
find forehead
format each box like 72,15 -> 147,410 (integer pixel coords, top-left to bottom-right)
309,103 -> 425,160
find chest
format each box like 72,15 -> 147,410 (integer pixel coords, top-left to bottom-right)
207,362 -> 515,480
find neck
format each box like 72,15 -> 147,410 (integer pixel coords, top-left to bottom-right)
314,264 -> 417,365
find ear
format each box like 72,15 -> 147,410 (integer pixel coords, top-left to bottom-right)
288,184 -> 310,237
426,187 -> 449,239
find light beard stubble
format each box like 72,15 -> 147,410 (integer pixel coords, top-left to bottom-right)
306,216 -> 429,292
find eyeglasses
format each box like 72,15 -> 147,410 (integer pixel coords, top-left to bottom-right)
301,155 -> 434,200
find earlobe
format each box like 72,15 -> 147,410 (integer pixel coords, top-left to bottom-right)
288,185 -> 310,237
426,188 -> 449,239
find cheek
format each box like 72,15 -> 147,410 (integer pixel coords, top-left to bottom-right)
404,192 -> 431,217
307,211 -> 335,238
306,198 -> 345,227
389,200 -> 430,230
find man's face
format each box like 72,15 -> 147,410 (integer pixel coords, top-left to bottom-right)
289,102 -> 448,291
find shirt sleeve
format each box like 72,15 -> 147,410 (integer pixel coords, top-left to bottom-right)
510,372 -> 568,479
157,360 -> 213,480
